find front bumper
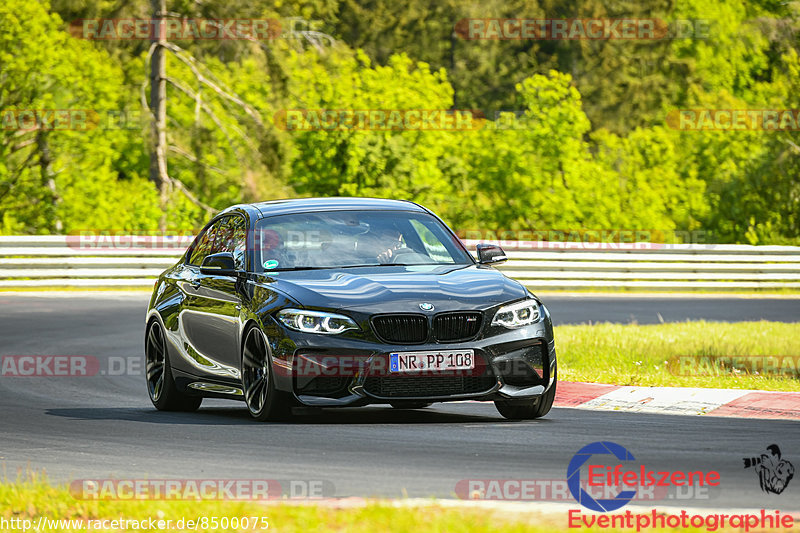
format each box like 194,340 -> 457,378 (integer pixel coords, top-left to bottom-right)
266,321 -> 556,407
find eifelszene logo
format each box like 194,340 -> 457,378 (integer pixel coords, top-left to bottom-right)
567,441 -> 721,512
568,441 -> 637,512
743,445 -> 795,495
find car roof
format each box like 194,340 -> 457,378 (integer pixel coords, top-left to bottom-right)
247,197 -> 428,218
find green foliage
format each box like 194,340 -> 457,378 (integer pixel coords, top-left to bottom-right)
0,0 -> 151,233
282,49 -> 457,215
0,0 -> 797,244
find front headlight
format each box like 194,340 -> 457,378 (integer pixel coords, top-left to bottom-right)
276,309 -> 359,334
491,299 -> 541,329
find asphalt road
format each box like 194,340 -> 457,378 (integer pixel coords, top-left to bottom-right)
0,293 -> 798,510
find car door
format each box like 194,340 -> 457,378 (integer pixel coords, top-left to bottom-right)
180,215 -> 247,379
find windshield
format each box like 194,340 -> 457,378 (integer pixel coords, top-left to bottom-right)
253,210 -> 472,272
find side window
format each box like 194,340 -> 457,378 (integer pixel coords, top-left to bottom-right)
188,218 -> 224,266
408,219 -> 454,263
215,216 -> 247,270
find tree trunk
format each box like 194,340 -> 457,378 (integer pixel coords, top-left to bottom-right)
149,0 -> 169,231
36,131 -> 62,233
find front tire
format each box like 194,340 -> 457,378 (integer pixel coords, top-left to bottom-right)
495,370 -> 557,420
241,325 -> 293,421
145,319 -> 202,412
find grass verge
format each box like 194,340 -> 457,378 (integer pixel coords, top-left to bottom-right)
0,476 -> 770,533
0,475 -> 554,533
555,320 -> 800,391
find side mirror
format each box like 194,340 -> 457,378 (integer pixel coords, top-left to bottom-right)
200,252 -> 237,276
476,243 -> 508,265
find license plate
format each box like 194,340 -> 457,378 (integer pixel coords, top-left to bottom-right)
389,350 -> 475,373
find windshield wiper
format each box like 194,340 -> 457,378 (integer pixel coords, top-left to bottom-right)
336,263 -> 390,268
267,266 -> 335,272
267,263 -> 449,271
339,263 -> 443,268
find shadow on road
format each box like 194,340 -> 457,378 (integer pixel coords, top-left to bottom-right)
45,405 -> 548,425
46,407 -> 253,425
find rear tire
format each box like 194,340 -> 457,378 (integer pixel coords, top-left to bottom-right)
241,325 -> 293,421
495,370 -> 557,420
145,320 -> 202,412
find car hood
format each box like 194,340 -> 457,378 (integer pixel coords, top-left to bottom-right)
253,264 -> 528,313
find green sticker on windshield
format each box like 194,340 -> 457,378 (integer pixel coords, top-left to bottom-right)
263,259 -> 279,270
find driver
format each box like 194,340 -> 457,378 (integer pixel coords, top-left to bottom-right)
357,227 -> 404,264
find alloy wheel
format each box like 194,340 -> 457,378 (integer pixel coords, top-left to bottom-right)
145,321 -> 166,402
242,327 -> 270,415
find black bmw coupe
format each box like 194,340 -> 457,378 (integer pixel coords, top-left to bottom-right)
145,198 -> 557,420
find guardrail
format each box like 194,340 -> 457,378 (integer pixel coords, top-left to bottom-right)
1,236 -> 800,290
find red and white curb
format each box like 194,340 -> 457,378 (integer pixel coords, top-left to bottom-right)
556,382 -> 800,420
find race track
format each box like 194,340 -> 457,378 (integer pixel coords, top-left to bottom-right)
1,293 -> 798,510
